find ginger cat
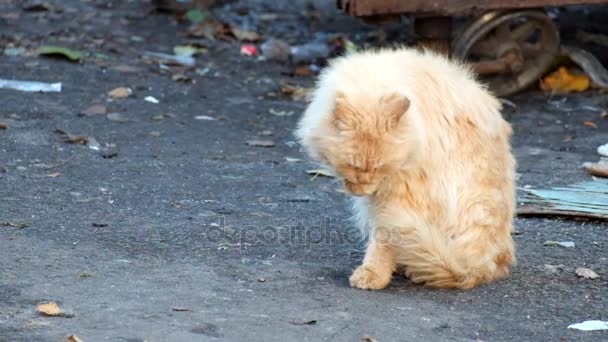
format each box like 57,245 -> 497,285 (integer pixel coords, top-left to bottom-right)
295,48 -> 516,290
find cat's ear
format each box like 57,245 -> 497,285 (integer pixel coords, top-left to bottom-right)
382,93 -> 410,128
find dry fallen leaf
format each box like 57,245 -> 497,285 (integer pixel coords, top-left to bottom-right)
576,267 -> 599,279
107,87 -> 132,98
81,104 -> 107,116
584,120 -> 598,128
294,65 -> 313,76
540,67 -> 590,93
64,135 -> 90,145
67,335 -> 82,342
47,172 -> 62,177
281,84 -> 312,102
172,74 -> 192,82
362,335 -> 379,342
246,139 -> 275,147
0,122 -> 8,129
36,302 -> 64,317
231,27 -> 262,42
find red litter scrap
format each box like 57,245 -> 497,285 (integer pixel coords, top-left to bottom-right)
240,44 -> 258,56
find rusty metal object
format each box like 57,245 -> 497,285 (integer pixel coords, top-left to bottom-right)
414,16 -> 453,55
337,0 -> 607,17
452,11 -> 560,96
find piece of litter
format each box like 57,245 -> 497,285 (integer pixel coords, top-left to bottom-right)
144,51 -> 195,67
144,96 -> 160,104
257,277 -> 266,282
575,267 -> 599,279
285,157 -> 301,162
598,143 -> 608,157
108,87 -> 132,98
246,139 -> 275,147
362,336 -> 379,342
64,135 -> 89,145
194,115 -> 216,121
240,44 -> 258,56
583,160 -> 608,178
36,302 -> 64,317
172,306 -> 192,312
568,320 -> 608,331
174,45 -> 208,57
540,67 -> 590,93
47,172 -> 61,177
543,241 -> 575,248
149,131 -> 161,137
0,122 -> 8,129
0,79 -> 61,92
38,46 -> 83,62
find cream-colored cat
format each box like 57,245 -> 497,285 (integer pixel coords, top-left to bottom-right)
295,47 -> 516,290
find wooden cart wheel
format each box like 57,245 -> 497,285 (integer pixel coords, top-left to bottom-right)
452,11 -> 560,96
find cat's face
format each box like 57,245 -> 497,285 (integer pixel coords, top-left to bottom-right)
320,92 -> 411,196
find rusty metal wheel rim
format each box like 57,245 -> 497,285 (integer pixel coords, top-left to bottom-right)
453,10 -> 560,96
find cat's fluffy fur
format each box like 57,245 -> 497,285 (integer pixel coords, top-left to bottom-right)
295,48 -> 516,290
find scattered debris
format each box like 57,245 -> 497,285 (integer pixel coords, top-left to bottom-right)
560,45 -> 608,88
172,73 -> 192,82
540,67 -> 589,94
47,172 -> 61,177
575,267 -> 599,279
36,302 -> 64,317
568,320 -> 608,331
4,47 -> 26,56
306,169 -> 336,180
194,115 -> 216,121
172,306 -> 192,312
80,104 -> 107,116
106,113 -> 128,123
149,131 -> 161,137
285,157 -> 301,162
240,44 -> 258,56
543,241 -> 575,248
67,335 -> 83,342
174,45 -> 208,57
0,221 -> 29,229
0,79 -> 61,92
232,27 -> 262,42
281,84 -> 312,101
92,222 -> 108,227
144,96 -> 160,104
289,319 -> 317,326
583,159 -> 608,178
261,38 -> 291,61
152,113 -> 174,121
246,139 -> 275,147
268,108 -> 294,117
38,46 -> 83,62
584,120 -> 598,128
0,122 -> 8,129
79,272 -> 94,278
362,335 -> 379,342
258,130 -> 273,136
291,42 -> 330,64
597,143 -> 608,157
185,9 -> 207,25
257,277 -> 266,282
107,87 -> 132,98
64,135 -> 90,145
111,64 -> 141,73
144,51 -> 195,67
544,264 -> 566,273
517,179 -> 608,220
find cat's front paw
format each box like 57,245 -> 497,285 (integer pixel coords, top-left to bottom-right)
349,265 -> 391,290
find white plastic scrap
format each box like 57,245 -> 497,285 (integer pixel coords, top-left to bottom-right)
598,143 -> 608,157
194,115 -> 216,121
144,96 -> 159,104
0,79 -> 61,92
568,320 -> 608,331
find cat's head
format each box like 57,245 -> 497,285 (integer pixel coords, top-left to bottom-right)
319,91 -> 415,196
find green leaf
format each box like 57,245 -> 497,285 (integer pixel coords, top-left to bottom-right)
38,46 -> 84,61
185,9 -> 206,25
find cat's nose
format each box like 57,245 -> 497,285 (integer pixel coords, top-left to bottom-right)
357,173 -> 372,184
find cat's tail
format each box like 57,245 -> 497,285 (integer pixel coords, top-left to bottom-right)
394,224 -> 514,289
